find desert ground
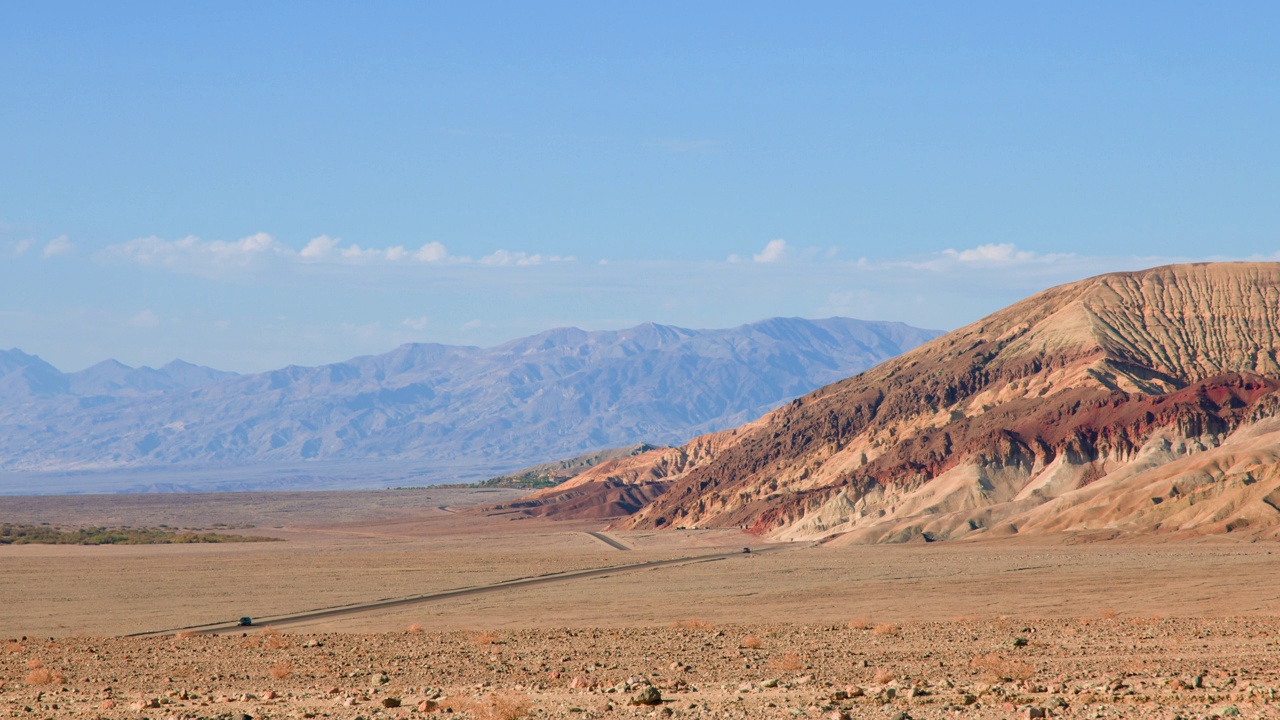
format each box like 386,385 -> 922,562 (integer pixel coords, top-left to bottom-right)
4,488 -> 1280,719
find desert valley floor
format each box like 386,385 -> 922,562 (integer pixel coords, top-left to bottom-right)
4,488 -> 1280,719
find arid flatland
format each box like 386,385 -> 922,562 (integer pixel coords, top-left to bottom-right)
3,489 -> 1280,718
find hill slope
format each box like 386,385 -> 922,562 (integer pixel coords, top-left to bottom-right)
0,317 -> 939,490
534,263 -> 1280,542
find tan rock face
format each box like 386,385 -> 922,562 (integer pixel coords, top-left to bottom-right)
539,262 -> 1280,542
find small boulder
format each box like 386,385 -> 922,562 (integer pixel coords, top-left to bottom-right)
632,686 -> 662,706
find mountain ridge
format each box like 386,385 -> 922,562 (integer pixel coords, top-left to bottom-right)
522,263 -> 1280,543
0,317 -> 942,491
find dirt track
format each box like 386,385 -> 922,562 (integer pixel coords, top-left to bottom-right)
130,544 -> 780,637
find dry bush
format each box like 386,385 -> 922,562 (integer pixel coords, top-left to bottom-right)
1099,608 -> 1119,620
5,641 -> 22,654
740,635 -> 763,649
672,618 -> 713,630
472,631 -> 500,645
406,623 -> 424,634
871,622 -> 901,637
848,616 -> 872,630
240,636 -> 261,649
268,661 -> 294,680
771,651 -> 805,672
256,626 -> 290,649
447,692 -> 532,720
24,668 -> 65,686
174,630 -> 197,640
26,658 -> 43,669
872,667 -> 897,684
970,653 -> 1035,683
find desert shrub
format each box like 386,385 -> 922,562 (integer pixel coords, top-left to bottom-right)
269,661 -> 294,679
27,658 -> 43,669
447,692 -> 532,720
24,668 -> 65,685
5,641 -> 22,654
848,616 -> 872,630
771,651 -> 804,672
740,635 -> 763,649
263,629 -> 290,649
1099,608 -> 1119,620
472,631 -> 500,645
872,622 -> 901,637
407,623 -> 424,634
0,523 -> 278,545
672,618 -> 713,630
174,630 -> 197,640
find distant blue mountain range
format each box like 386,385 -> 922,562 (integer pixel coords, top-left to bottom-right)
0,317 -> 941,492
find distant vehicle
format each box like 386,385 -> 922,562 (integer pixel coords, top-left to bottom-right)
238,617 -> 253,627
742,547 -> 751,554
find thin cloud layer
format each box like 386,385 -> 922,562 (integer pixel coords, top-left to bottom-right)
99,233 -> 573,273
41,235 -> 73,259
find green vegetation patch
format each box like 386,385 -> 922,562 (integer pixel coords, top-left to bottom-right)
0,523 -> 282,545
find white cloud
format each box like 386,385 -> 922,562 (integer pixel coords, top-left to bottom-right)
402,316 -> 430,331
42,235 -> 73,258
730,239 -> 791,264
888,243 -> 1078,272
940,242 -> 1058,264
754,239 -> 789,263
100,232 -> 575,274
130,309 -> 159,328
301,235 -> 412,263
414,242 -> 449,262
479,250 -> 564,266
12,238 -> 34,256
101,232 -> 287,268
300,235 -> 341,258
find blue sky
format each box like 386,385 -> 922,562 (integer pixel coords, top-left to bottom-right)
3,2 -> 1279,372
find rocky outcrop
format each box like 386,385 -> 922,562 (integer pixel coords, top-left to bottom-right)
534,263 -> 1280,542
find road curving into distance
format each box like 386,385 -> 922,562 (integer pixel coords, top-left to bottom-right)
584,531 -> 631,551
129,543 -> 788,638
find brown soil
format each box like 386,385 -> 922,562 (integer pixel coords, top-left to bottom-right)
5,489 -> 1280,718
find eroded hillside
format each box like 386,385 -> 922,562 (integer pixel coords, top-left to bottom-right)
527,263 -> 1280,543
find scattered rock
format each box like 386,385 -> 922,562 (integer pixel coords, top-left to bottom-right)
632,686 -> 662,706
